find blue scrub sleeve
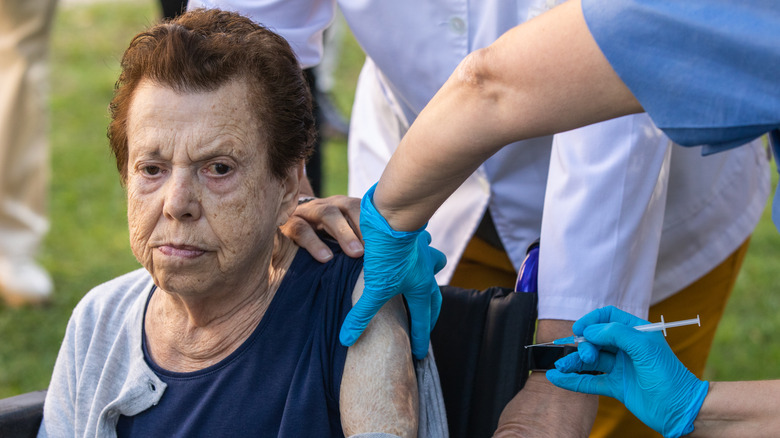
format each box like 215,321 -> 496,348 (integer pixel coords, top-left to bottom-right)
581,0 -> 780,151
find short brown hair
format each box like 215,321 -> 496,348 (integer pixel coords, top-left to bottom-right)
108,8 -> 315,183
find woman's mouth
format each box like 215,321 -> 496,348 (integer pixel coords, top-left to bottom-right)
157,244 -> 206,259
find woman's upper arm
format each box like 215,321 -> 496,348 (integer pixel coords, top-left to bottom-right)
339,271 -> 418,438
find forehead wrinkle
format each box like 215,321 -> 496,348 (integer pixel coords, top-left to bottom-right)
127,125 -> 182,163
184,126 -> 261,164
127,79 -> 265,165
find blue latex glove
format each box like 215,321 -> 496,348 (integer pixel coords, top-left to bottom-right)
546,306 -> 709,438
339,184 -> 447,359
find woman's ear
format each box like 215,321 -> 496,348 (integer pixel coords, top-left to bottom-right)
276,160 -> 305,226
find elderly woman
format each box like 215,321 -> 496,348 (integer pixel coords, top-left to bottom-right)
38,9 -> 425,438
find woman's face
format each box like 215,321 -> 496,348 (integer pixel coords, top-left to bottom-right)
125,79 -> 300,298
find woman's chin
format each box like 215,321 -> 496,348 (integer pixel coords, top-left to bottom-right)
151,249 -> 212,272
155,274 -> 216,298
151,263 -> 220,297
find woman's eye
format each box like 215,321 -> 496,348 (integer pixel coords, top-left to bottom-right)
143,166 -> 161,176
209,163 -> 232,175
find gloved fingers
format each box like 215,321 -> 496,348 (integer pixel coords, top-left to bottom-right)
582,322 -> 665,359
553,350 -> 586,372
429,246 -> 447,275
429,285 -> 442,331
578,336 -> 621,364
572,307 -> 615,334
546,369 -> 613,398
556,349 -> 615,374
405,292 -> 433,360
339,291 -> 388,347
414,231 -> 447,276
403,278 -> 443,359
573,306 -> 649,335
577,341 -> 601,364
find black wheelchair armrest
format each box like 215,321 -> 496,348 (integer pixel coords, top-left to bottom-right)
0,390 -> 46,438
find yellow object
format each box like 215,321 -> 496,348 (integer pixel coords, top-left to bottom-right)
449,236 -> 517,290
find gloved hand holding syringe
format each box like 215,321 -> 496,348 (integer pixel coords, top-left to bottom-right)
525,315 -> 701,348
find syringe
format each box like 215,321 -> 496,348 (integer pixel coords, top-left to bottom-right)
525,315 -> 701,348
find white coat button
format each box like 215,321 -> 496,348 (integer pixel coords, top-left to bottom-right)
449,17 -> 466,35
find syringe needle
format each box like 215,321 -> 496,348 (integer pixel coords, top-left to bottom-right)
524,341 -> 556,348
525,335 -> 585,348
524,315 -> 701,348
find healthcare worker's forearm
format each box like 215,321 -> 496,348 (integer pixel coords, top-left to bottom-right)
373,0 -> 642,231
690,380 -> 780,437
495,373 -> 596,437
494,319 -> 597,437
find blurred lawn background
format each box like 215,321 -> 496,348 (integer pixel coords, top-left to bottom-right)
1,0 -> 779,398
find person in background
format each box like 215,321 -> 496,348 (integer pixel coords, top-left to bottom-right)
0,0 -> 57,307
158,0 -> 187,20
344,0 -> 777,434
188,1 -> 770,436
37,9 -> 434,437
303,12 -> 350,197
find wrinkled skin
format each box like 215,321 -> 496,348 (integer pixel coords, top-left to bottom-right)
125,79 -> 300,326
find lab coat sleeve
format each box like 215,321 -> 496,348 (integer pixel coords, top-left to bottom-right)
186,0 -> 336,68
537,113 -> 671,321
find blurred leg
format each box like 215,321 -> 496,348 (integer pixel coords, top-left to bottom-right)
590,237 -> 751,438
0,0 -> 57,306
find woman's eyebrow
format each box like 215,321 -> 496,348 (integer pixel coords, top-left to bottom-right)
190,137 -> 249,161
129,147 -> 164,161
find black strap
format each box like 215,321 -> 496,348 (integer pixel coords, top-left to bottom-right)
431,286 -> 537,438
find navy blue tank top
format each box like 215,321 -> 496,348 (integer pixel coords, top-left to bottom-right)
117,242 -> 363,437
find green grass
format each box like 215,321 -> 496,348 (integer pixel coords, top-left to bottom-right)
0,0 -> 778,399
706,170 -> 780,381
0,0 -> 158,398
0,0 -> 362,398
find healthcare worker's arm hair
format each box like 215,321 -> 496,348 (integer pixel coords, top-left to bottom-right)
372,0 -> 643,232
691,380 -> 780,437
495,319 -> 597,437
340,271 -> 418,437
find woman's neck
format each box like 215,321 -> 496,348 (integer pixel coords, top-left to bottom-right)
145,232 -> 299,372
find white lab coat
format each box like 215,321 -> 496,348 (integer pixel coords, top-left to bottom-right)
189,0 -> 771,320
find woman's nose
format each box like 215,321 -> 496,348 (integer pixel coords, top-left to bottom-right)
162,168 -> 202,221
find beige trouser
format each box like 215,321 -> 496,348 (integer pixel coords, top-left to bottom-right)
0,0 -> 56,260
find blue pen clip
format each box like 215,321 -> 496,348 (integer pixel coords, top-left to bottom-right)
515,240 -> 539,293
